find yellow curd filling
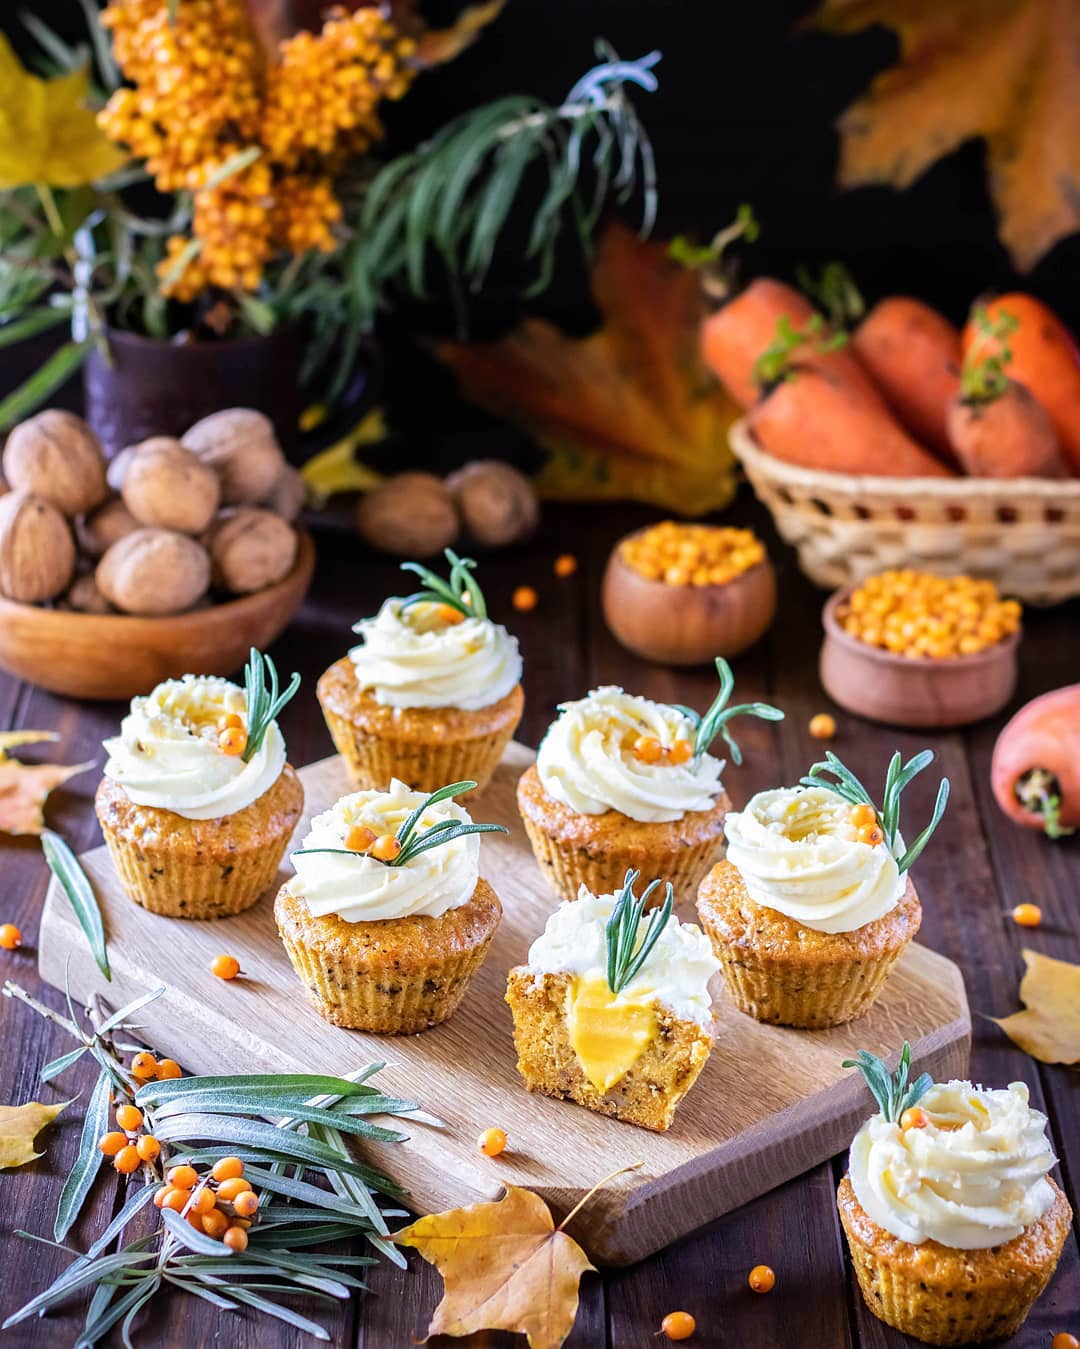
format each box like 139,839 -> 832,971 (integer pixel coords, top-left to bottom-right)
565,973 -> 659,1093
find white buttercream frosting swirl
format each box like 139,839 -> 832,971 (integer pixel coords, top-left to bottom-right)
536,686 -> 725,823
723,785 -> 905,933
102,675 -> 285,821
849,1079 -> 1057,1249
348,598 -> 521,711
525,886 -> 720,1024
289,778 -> 480,922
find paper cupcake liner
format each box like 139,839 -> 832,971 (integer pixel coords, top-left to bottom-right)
320,702 -> 515,795
99,820 -> 291,920
520,814 -> 723,906
839,1181 -> 1070,1345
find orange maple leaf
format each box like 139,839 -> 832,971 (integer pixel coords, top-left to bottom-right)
0,732 -> 93,837
807,0 -> 1080,270
992,948 -> 1080,1066
438,221 -> 740,515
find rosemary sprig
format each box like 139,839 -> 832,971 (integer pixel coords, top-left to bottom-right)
842,1042 -> 932,1124
673,658 -> 784,765
800,749 -> 950,874
242,647 -> 301,763
293,780 -> 508,868
604,869 -> 674,994
398,549 -> 487,621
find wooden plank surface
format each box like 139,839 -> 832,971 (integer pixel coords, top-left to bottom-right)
0,498 -> 1077,1348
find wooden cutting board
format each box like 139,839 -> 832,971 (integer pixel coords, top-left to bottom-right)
39,743 -> 971,1265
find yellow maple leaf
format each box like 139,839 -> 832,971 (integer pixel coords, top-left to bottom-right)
807,0 -> 1080,270
0,1100 -> 67,1169
0,731 -> 94,837
393,1183 -> 596,1349
991,948 -> 1080,1066
0,33 -> 126,190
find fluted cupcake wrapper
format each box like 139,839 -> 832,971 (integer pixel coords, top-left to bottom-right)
520,813 -> 724,907
320,702 -> 515,795
99,821 -> 290,920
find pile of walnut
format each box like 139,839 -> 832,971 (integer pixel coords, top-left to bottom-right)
0,409 -> 304,616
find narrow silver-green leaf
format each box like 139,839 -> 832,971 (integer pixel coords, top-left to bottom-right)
42,829 -> 110,981
2,1250 -> 157,1328
226,1286 -> 331,1340
137,1073 -> 376,1105
55,1068 -> 111,1242
154,1096 -> 406,1142
95,986 -> 165,1036
40,1045 -> 89,1083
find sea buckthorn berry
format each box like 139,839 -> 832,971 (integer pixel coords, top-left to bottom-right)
156,1059 -> 183,1080
668,739 -> 694,766
809,713 -> 837,741
191,1186 -> 216,1215
153,1186 -> 170,1209
748,1264 -> 775,1294
849,803 -> 877,829
621,523 -> 764,587
216,1176 -> 252,1202
1052,1334 -> 1079,1349
435,603 -> 464,626
114,1145 -> 142,1174
220,712 -> 244,731
131,1052 -> 158,1080
98,1131 -> 129,1157
345,824 -> 377,854
857,823 -> 885,847
371,834 -> 402,862
0,923 -> 22,950
211,954 -> 241,980
218,726 -> 247,756
511,585 -> 538,612
136,1135 -> 161,1162
1011,903 -> 1042,928
116,1104 -> 143,1132
167,1164 -> 199,1190
223,1224 -> 249,1252
554,553 -> 578,577
633,736 -> 663,765
159,1187 -> 189,1213
200,1207 -> 229,1240
660,1311 -> 696,1340
232,1189 -> 259,1217
478,1127 -> 507,1157
187,1207 -> 207,1231
232,1217 -> 253,1230
836,570 -> 1021,659
211,1157 -> 245,1183
900,1106 -> 929,1130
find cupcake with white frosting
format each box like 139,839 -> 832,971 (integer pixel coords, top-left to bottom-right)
317,549 -> 523,794
517,660 -> 782,904
697,749 -> 948,1028
275,778 -> 506,1032
838,1044 -> 1071,1345
95,650 -> 304,918
505,870 -> 719,1131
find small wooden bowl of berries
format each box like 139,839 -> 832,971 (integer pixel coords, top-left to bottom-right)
820,569 -> 1023,729
602,522 -> 777,666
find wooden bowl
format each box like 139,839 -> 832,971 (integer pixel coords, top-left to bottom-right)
0,531 -> 316,701
602,531 -> 777,666
819,586 -> 1020,729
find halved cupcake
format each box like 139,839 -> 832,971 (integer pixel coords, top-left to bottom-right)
275,778 -> 506,1033
518,659 -> 782,903
505,870 -> 719,1131
96,649 -> 304,919
317,549 -> 523,793
838,1043 -> 1071,1345
697,749 -> 948,1028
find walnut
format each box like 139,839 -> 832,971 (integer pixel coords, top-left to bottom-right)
261,464 -> 305,522
97,528 -> 211,615
0,491 -> 76,602
3,410 -> 107,517
356,472 -> 459,558
446,460 -> 539,548
205,507 -> 298,593
122,437 -> 220,534
62,574 -> 114,614
182,408 -> 286,505
77,496 -> 140,558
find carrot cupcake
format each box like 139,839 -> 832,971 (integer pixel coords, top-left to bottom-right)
96,649 -> 303,919
697,750 -> 948,1028
506,869 -> 719,1131
518,658 -> 782,903
275,778 -> 506,1033
318,549 -> 523,793
838,1043 -> 1071,1345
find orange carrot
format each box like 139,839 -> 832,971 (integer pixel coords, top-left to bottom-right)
747,365 -> 953,477
852,297 -> 961,461
961,293 -> 1080,474
701,278 -> 816,410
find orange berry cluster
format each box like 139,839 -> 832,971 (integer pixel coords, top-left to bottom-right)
849,803 -> 884,847
132,1050 -> 183,1081
345,823 -> 401,862
837,570 -> 1022,660
633,735 -> 694,766
620,522 -> 765,588
99,1102 -> 161,1173
154,1156 -> 258,1250
99,1 -> 417,298
218,710 -> 248,756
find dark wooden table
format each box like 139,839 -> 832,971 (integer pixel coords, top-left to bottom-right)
1,495 -> 1077,1348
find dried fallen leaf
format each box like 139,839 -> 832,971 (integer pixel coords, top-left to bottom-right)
0,732 -> 93,837
807,0 -> 1080,270
991,948 -> 1080,1066
0,1100 -> 67,1169
438,221 -> 740,514
394,1184 -> 595,1349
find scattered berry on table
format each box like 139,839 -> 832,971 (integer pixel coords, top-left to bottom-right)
660,1310 -> 696,1340
211,954 -> 241,980
0,924 -> 22,950
809,713 -> 836,741
512,585 -> 538,612
478,1127 -> 507,1157
1011,903 -> 1042,928
1051,1334 -> 1079,1349
554,554 -> 578,578
748,1264 -> 776,1294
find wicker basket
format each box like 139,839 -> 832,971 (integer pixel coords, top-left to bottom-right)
729,419 -> 1080,605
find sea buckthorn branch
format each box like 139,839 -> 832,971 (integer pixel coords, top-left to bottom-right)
241,647 -> 301,762
605,868 -> 674,995
842,1042 -> 932,1125
399,549 -> 488,621
674,657 -> 784,765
